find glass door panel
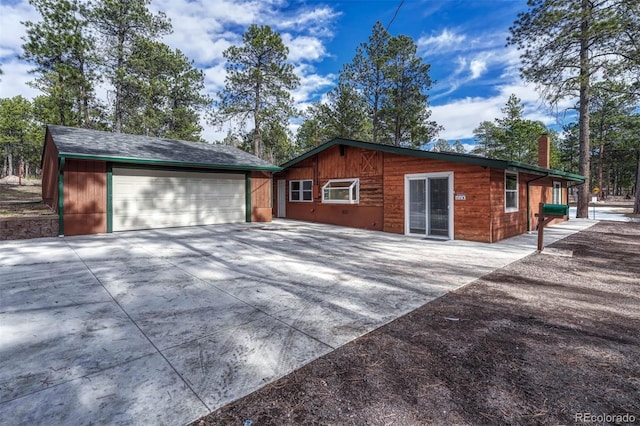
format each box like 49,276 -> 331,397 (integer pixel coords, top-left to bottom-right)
409,179 -> 426,234
429,177 -> 449,237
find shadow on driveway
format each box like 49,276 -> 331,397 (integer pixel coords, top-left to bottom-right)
0,219 -> 594,424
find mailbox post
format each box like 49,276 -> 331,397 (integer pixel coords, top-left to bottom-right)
536,203 -> 569,251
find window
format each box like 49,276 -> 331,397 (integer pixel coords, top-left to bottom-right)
505,172 -> 518,212
322,179 -> 359,204
289,180 -> 313,202
553,181 -> 562,204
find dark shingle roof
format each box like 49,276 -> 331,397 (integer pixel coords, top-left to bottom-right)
47,125 -> 279,171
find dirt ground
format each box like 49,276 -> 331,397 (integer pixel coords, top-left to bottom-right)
0,181 -> 54,217
194,221 -> 640,426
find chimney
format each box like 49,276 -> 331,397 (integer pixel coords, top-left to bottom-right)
538,134 -> 550,169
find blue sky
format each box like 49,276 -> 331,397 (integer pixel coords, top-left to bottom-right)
0,0 -> 573,147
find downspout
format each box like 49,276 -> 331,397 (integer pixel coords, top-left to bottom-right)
526,173 -> 549,232
58,156 -> 65,236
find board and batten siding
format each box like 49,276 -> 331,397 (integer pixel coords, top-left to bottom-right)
275,145 -> 385,230
382,153 -> 492,242
63,159 -> 107,236
41,133 -> 59,212
251,171 -> 272,222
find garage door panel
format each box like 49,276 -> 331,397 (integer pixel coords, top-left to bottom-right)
112,168 -> 245,232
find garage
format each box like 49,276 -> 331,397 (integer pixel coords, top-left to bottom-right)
41,125 -> 279,236
112,168 -> 246,231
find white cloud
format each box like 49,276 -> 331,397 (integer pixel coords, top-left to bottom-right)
0,1 -> 38,58
282,34 -> 327,62
203,63 -> 227,94
431,80 -> 565,142
292,64 -> 335,108
272,6 -> 340,37
418,29 -> 466,54
0,60 -> 39,99
469,58 -> 488,80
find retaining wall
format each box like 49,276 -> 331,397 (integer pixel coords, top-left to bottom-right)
0,216 -> 59,240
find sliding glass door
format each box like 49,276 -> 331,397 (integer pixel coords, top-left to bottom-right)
409,179 -> 426,234
405,173 -> 453,239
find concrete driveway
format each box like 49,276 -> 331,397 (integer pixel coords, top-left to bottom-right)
0,219 -> 594,425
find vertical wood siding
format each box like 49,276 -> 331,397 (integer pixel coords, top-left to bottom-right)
63,159 -> 107,235
251,171 -> 272,222
41,132 -> 59,211
274,145 -> 385,230
277,145 -> 572,242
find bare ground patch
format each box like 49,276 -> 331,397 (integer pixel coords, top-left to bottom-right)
194,221 -> 640,426
0,182 -> 54,217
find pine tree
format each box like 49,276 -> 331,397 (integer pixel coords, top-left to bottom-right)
21,0 -> 95,127
90,0 -> 171,133
212,25 -> 299,158
508,0 -> 633,217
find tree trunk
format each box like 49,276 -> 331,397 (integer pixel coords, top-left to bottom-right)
372,94 -> 379,144
81,60 -> 90,128
7,148 -> 13,177
576,0 -> 591,218
597,143 -> 604,199
57,73 -> 66,126
254,81 -> 261,157
634,150 -> 640,214
114,30 -> 126,133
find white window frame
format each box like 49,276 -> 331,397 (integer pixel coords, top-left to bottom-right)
552,181 -> 563,204
322,178 -> 359,204
505,171 -> 519,212
404,172 -> 454,240
289,179 -> 313,202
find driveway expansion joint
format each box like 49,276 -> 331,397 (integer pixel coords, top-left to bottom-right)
62,239 -> 212,413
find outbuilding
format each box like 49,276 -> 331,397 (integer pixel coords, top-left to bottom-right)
42,125 -> 279,236
273,135 -> 584,243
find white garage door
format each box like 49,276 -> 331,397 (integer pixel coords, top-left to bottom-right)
112,168 -> 246,231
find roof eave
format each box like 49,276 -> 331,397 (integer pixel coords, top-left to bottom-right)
58,152 -> 281,172
280,138 -> 585,182
507,161 -> 586,182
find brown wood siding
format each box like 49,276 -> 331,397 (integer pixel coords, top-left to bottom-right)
383,153 -> 492,242
251,171 -> 272,222
273,146 -> 385,230
528,177 -> 567,232
63,159 -> 107,236
278,145 -> 572,242
490,172 -> 570,241
41,132 -> 59,211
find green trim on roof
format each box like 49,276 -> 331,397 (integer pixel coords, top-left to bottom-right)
280,138 -> 585,183
58,152 -> 281,172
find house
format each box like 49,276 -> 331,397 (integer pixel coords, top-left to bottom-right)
273,135 -> 584,243
41,125 -> 279,236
